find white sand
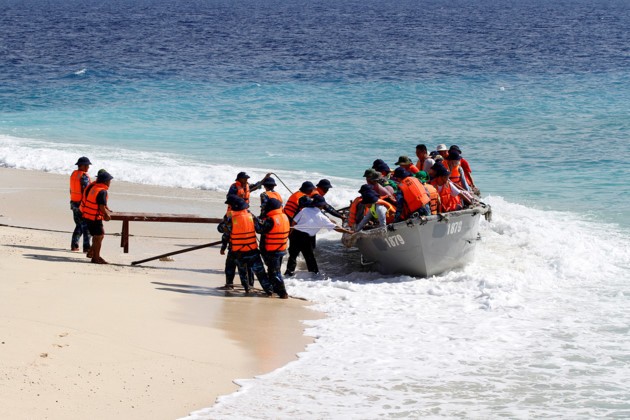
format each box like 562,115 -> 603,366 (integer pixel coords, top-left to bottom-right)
0,167 -> 319,420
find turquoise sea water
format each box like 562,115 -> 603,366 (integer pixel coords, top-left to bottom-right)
2,1 -> 630,417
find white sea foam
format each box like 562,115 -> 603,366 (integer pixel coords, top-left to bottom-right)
182,196 -> 630,419
0,135 -> 358,208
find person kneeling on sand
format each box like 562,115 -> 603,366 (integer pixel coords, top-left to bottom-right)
80,170 -> 113,264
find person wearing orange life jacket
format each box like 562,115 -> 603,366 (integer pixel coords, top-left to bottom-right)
226,171 -> 271,215
395,155 -> 420,175
430,163 -> 472,212
444,150 -> 470,191
436,143 -> 449,160
363,169 -> 396,201
259,177 -> 283,217
415,144 -> 435,174
258,198 -> 290,299
69,156 -> 92,253
347,184 -> 372,230
449,145 -> 477,194
81,170 -> 113,264
354,190 -> 396,232
414,170 -> 440,215
284,181 -> 316,221
226,197 -> 277,296
392,167 -> 431,222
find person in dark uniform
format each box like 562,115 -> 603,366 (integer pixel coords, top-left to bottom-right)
69,156 -> 92,253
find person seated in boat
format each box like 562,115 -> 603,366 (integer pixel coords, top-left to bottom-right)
449,145 -> 478,195
372,159 -> 392,178
444,150 -> 470,191
354,190 -> 395,232
363,169 -> 396,201
395,155 -> 420,174
392,167 -> 431,222
430,164 -> 473,212
347,187 -> 371,231
436,144 -> 449,160
415,170 -> 439,215
415,144 -> 435,174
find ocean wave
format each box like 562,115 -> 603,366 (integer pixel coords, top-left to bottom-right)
183,197 -> 630,419
0,134 -> 360,209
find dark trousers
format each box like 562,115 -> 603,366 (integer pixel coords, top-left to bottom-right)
224,250 -> 237,285
235,250 -> 272,294
70,202 -> 91,250
262,251 -> 288,296
286,230 -> 318,274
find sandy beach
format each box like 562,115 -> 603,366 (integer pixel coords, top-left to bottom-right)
0,167 -> 319,420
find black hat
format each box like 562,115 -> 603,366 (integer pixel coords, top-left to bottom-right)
298,195 -> 313,208
262,177 -> 277,186
446,150 -> 461,161
96,170 -> 113,183
311,194 -> 327,208
361,191 -> 379,205
393,167 -> 410,179
230,197 -> 249,211
316,179 -> 333,189
434,163 -> 450,177
372,159 -> 386,168
75,156 -> 92,166
299,181 -> 316,193
358,184 -> 373,194
449,145 -> 462,153
236,171 -> 250,180
373,162 -> 391,174
264,198 -> 282,211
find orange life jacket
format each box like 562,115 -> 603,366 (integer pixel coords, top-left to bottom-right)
406,164 -> 420,174
231,180 -> 250,203
447,163 -> 465,189
438,182 -> 462,213
263,208 -> 290,252
80,183 -> 108,221
69,170 -> 89,202
230,209 -> 258,252
348,197 -> 366,228
284,191 -> 307,219
399,177 -> 430,216
370,199 -> 396,224
262,190 -> 283,204
423,183 -> 439,215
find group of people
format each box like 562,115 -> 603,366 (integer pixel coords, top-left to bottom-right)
68,142 -> 478,294
348,144 -> 478,231
218,143 -> 478,296
218,172 -> 352,298
69,156 -> 114,264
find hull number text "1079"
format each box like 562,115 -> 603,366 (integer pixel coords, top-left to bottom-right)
385,234 -> 405,248
447,221 -> 463,235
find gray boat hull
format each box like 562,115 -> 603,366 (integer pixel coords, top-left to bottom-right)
349,205 -> 491,277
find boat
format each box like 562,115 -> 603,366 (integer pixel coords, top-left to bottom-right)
342,203 -> 492,277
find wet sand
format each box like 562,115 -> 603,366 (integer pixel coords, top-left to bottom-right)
0,167 -> 319,420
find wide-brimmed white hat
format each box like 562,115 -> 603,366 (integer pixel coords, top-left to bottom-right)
436,144 -> 448,151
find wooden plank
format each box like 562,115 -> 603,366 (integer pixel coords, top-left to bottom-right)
110,212 -> 223,224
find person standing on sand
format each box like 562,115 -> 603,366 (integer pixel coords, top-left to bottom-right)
69,156 -> 92,253
258,198 -> 290,299
81,170 -> 113,264
284,194 -> 354,276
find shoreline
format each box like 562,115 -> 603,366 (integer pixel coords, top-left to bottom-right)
0,167 -> 320,420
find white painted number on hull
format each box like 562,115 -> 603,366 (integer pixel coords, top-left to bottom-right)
385,234 -> 405,248
447,221 -> 463,235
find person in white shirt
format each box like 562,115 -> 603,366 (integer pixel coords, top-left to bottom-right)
284,195 -> 353,276
415,144 -> 435,173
